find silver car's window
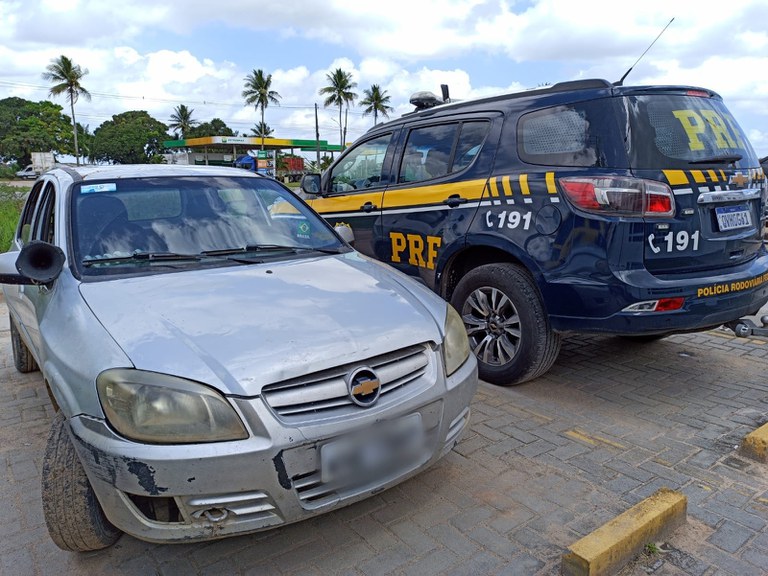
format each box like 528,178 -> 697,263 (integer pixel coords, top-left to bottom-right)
72,176 -> 343,276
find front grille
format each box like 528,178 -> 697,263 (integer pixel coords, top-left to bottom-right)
261,344 -> 432,423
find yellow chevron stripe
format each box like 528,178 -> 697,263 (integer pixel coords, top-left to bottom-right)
489,177 -> 499,199
707,170 -> 718,182
502,175 -> 513,197
719,169 -> 726,182
520,173 -> 530,195
691,170 -> 706,184
545,172 -> 557,194
663,170 -> 689,186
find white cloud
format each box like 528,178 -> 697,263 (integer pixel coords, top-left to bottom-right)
1,0 -> 767,156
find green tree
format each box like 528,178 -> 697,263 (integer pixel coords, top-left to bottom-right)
242,69 -> 281,150
90,111 -> 169,164
0,97 -> 76,165
250,121 -> 273,138
319,68 -> 357,149
168,104 -> 199,139
360,84 -> 394,126
319,154 -> 334,171
41,55 -> 90,165
187,118 -> 236,139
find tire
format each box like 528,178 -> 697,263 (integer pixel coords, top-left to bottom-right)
10,316 -> 38,373
41,411 -> 122,552
451,263 -> 561,386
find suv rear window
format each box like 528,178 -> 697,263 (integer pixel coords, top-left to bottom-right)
625,94 -> 758,169
518,99 -> 625,168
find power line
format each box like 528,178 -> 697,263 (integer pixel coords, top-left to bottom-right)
0,79 -> 367,115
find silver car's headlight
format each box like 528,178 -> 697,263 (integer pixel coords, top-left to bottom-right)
443,304 -> 470,376
97,369 -> 248,444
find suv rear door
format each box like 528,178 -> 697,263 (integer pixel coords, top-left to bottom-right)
624,89 -> 766,275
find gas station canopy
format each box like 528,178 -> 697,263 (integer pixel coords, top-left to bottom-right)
163,135 -> 343,153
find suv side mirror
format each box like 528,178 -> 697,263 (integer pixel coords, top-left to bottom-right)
301,173 -> 321,195
0,241 -> 65,285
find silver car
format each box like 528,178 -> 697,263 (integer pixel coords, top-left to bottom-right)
0,164 -> 478,552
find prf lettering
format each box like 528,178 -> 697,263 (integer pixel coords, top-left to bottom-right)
672,109 -> 746,151
390,232 -> 442,270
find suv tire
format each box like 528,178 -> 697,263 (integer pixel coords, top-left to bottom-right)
451,263 -> 560,386
41,411 -> 122,552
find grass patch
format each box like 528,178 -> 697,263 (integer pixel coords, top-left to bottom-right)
0,184 -> 26,252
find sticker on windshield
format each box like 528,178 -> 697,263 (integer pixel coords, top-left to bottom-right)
81,183 -> 117,194
297,220 -> 311,239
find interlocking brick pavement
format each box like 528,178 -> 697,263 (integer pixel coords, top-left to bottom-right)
2,298 -> 768,576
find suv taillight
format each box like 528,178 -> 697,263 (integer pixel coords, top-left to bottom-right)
559,177 -> 675,217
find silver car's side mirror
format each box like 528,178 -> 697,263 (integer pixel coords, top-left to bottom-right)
0,241 -> 65,285
334,224 -> 355,246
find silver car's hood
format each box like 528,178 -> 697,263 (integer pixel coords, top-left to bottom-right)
79,253 -> 445,396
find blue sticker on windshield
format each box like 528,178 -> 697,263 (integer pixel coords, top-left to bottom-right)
81,183 -> 117,194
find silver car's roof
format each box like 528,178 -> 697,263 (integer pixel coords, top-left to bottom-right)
52,163 -> 263,181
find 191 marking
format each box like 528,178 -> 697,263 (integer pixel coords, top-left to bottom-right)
648,230 -> 700,254
485,210 -> 532,230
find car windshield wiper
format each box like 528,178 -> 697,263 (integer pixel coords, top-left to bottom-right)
82,251 -> 201,267
689,154 -> 743,165
201,244 -> 343,256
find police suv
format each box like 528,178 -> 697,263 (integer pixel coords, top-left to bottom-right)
301,79 -> 768,386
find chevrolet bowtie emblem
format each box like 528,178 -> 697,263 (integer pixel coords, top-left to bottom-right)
347,367 -> 382,407
352,377 -> 380,396
730,172 -> 748,188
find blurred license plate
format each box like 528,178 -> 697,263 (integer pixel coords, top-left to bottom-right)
320,413 -> 424,483
715,205 -> 752,231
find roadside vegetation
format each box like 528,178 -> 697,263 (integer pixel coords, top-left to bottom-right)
0,184 -> 25,251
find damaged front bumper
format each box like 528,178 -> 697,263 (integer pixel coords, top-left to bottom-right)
66,356 -> 477,544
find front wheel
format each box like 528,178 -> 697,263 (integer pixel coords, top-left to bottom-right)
41,412 -> 122,552
10,316 -> 38,373
451,263 -> 561,386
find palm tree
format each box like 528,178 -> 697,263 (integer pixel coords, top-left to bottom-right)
242,69 -> 281,150
42,55 -> 90,165
169,104 -> 199,139
319,68 -> 357,149
250,121 -> 273,139
360,84 -> 394,126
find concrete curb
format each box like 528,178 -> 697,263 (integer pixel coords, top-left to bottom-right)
561,487 -> 687,576
739,422 -> 768,462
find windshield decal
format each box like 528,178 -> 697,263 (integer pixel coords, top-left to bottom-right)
81,183 -> 117,194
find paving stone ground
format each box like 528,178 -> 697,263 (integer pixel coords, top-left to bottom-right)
2,298 -> 768,576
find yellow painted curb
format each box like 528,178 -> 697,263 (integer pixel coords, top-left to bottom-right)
561,488 -> 687,576
739,423 -> 768,463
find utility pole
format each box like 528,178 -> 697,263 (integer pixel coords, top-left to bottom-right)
315,103 -> 321,165
342,107 -> 348,151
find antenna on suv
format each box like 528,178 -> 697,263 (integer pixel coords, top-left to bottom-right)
614,17 -> 675,86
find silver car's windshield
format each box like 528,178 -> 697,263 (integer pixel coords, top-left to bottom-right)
71,175 -> 345,276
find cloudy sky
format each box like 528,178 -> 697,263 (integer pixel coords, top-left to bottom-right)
2,0 -> 768,158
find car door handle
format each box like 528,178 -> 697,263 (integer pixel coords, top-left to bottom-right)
361,202 -> 377,212
443,194 -> 468,208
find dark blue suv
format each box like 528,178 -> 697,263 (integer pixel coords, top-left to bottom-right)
301,79 -> 768,386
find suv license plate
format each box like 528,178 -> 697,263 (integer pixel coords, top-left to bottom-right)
715,205 -> 752,231
320,413 -> 424,484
